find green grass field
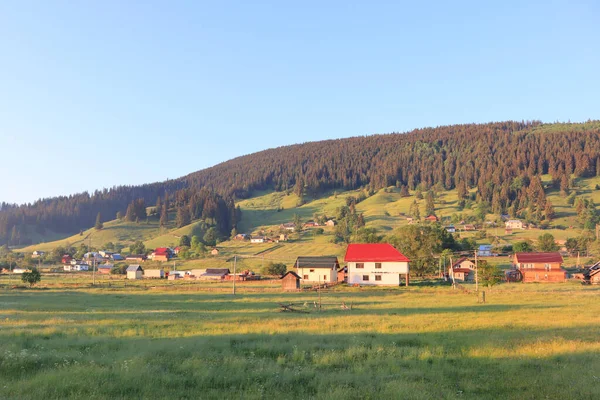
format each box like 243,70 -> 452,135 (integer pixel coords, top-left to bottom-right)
1,276 -> 599,399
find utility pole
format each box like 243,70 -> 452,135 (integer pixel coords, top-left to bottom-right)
475,249 -> 479,293
576,251 -> 580,270
450,255 -> 455,289
89,235 -> 96,286
232,255 -> 237,295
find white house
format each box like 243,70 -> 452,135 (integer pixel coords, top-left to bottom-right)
505,220 -> 525,230
345,243 -> 410,286
295,256 -> 339,283
250,236 -> 266,243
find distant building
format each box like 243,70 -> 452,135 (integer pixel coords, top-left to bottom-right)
126,265 -> 143,280
425,215 -> 439,222
31,251 -> 45,258
126,255 -> 147,263
200,268 -> 230,281
449,258 -> 476,282
463,224 -> 476,231
445,226 -> 456,233
61,255 -> 73,264
210,248 -> 220,256
110,253 -> 124,261
281,271 -> 301,291
144,269 -> 164,279
345,243 -> 410,286
97,265 -> 112,274
505,220 -> 525,230
295,256 -> 339,283
325,219 -> 337,227
513,252 -> 566,283
152,248 -> 171,262
280,223 -> 296,232
478,245 -> 492,257
250,236 -> 266,244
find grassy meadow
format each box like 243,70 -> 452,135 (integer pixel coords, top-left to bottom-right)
1,276 -> 599,399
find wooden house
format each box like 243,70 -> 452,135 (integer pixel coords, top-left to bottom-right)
97,265 -> 112,274
337,266 -> 347,283
281,271 -> 301,290
126,265 -> 143,280
295,256 -> 339,283
345,243 -> 410,286
513,252 -> 566,282
583,262 -> 600,284
449,258 -> 475,282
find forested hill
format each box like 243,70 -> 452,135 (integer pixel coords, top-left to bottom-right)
2,120 -> 600,246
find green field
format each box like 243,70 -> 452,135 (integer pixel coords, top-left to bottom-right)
1,275 -> 599,399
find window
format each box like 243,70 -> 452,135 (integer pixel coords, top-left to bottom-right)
323,275 -> 327,280
375,275 -> 382,281
545,263 -> 551,271
303,275 -> 308,280
309,269 -> 315,272
375,263 -> 382,269
362,275 -> 369,281
356,263 -> 364,269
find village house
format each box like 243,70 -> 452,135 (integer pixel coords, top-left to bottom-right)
281,271 -> 301,291
425,215 -> 439,222
234,233 -> 248,240
210,248 -> 220,256
126,265 -> 143,279
31,250 -> 45,258
505,219 -> 525,230
200,268 -> 230,281
478,245 -> 492,257
61,255 -> 73,264
513,252 -> 566,282
110,253 -> 124,261
280,222 -> 296,232
445,226 -> 456,233
126,254 -> 147,263
278,234 -> 288,242
345,243 -> 410,286
304,221 -> 319,227
152,248 -> 171,262
463,224 -> 476,231
449,258 -> 476,282
325,219 -> 337,227
584,262 -> 600,284
250,236 -> 267,244
99,251 -> 113,258
295,256 -> 339,283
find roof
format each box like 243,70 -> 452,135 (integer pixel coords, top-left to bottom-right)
155,248 -> 170,255
344,244 -> 410,262
97,265 -> 112,269
452,257 -> 473,268
204,268 -> 230,275
281,271 -> 301,279
479,245 -> 492,251
295,256 -> 339,269
126,265 -> 143,272
514,252 -> 563,264
126,254 -> 146,259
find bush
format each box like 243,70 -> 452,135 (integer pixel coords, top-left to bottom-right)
110,263 -> 127,275
22,268 -> 41,287
265,262 -> 287,276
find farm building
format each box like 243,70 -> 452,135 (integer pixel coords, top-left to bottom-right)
126,265 -> 144,280
97,265 -> 112,274
449,258 -> 475,282
513,252 -> 566,282
281,271 -> 301,290
345,243 -> 410,286
295,256 -> 339,283
200,268 -> 230,280
478,245 -> 492,257
337,266 -> 347,283
152,248 -> 171,262
505,219 -> 525,230
191,269 -> 206,277
425,215 -> 438,222
126,255 -> 147,263
325,219 -> 336,227
145,269 -> 165,279
210,248 -> 220,256
583,262 -> 600,284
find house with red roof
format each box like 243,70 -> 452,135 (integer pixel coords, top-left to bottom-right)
344,243 -> 410,286
449,258 -> 475,282
513,252 -> 566,282
152,247 -> 172,262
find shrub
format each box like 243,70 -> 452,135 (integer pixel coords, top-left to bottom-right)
265,262 -> 287,276
21,268 -> 41,287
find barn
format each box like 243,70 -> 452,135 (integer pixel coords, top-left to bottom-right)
144,269 -> 164,279
281,271 -> 301,290
126,265 -> 144,280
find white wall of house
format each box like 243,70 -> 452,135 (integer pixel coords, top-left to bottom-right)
347,261 -> 409,286
297,267 -> 337,283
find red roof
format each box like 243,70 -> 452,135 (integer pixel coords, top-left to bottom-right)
344,243 -> 410,262
155,247 -> 170,256
514,252 -> 563,264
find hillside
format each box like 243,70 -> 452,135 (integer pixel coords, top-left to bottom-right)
5,120 -> 600,247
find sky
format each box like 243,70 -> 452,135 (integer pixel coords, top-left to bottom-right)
0,1 -> 599,204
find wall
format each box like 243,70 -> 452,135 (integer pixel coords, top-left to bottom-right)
347,261 -> 409,286
297,267 -> 337,283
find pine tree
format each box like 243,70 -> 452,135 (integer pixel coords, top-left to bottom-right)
399,185 -> 410,197
176,206 -> 190,228
409,200 -> 421,220
425,191 -> 435,216
544,201 -> 555,221
159,204 -> 168,227
94,213 -> 103,230
457,181 -> 468,199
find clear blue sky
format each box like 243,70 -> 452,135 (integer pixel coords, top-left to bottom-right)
1,1 -> 598,204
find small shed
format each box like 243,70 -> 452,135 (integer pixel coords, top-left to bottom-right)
126,265 -> 143,280
211,248 -> 220,256
281,271 -> 301,290
145,269 -> 164,279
